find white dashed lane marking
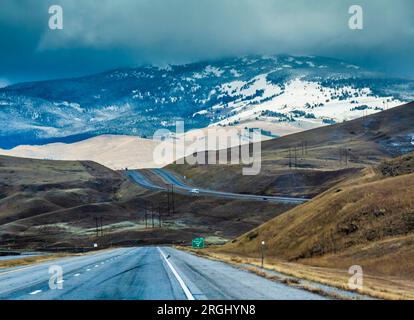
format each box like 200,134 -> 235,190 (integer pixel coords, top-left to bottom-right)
29,290 -> 42,295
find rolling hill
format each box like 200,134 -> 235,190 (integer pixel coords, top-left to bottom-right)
0,127 -> 274,170
215,152 -> 414,282
0,155 -> 146,249
0,155 -> 294,249
0,135 -> 165,170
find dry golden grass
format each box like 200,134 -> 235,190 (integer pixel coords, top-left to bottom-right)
219,169 -> 414,268
302,234 -> 414,279
379,152 -> 414,177
0,253 -> 70,269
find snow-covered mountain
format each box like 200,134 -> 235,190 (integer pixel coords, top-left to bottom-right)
1,55 -> 413,149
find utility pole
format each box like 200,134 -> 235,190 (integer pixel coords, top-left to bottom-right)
151,205 -> 155,229
345,148 -> 349,166
144,206 -> 148,229
158,206 -> 162,228
100,217 -> 103,236
339,147 -> 342,165
95,217 -> 99,237
171,184 -> 175,215
294,146 -> 297,168
167,185 -> 171,216
288,148 -> 292,169
261,241 -> 265,268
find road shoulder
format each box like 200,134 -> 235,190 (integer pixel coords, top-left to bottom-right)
174,246 -> 373,300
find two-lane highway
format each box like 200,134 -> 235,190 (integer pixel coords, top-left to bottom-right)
126,170 -> 166,191
0,247 -> 325,300
0,247 -> 186,300
126,168 -> 309,204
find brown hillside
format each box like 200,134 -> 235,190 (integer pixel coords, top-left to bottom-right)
216,153 -> 414,280
0,155 -> 292,249
378,152 -> 414,177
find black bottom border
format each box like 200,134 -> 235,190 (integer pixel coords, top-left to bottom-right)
0,300 -> 411,319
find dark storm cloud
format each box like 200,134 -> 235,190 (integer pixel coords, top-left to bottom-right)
1,0 -> 413,83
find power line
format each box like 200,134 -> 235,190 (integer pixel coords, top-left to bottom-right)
171,184 -> 175,215
294,146 -> 298,168
144,205 -> 148,229
151,204 -> 155,229
95,217 -> 99,237
158,206 -> 162,228
288,147 -> 292,169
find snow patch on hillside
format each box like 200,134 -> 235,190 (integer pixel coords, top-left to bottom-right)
217,74 -> 282,102
213,77 -> 402,126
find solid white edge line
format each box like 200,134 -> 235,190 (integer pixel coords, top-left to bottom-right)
157,247 -> 194,300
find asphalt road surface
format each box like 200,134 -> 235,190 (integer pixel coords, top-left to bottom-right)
126,168 -> 308,204
151,168 -> 308,204
125,170 -> 166,191
0,247 -> 325,300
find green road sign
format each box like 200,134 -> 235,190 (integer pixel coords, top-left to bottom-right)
192,237 -> 205,249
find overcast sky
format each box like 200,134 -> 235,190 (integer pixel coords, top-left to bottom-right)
1,0 -> 414,85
